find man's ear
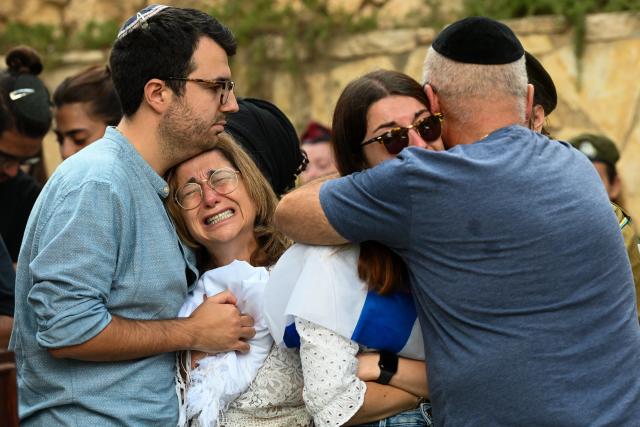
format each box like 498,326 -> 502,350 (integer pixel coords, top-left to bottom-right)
531,104 -> 546,133
609,174 -> 622,202
424,84 -> 441,114
143,78 -> 173,114
525,83 -> 535,123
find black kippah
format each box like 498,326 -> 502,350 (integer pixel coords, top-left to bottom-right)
525,51 -> 557,114
432,16 -> 524,65
225,98 -> 305,196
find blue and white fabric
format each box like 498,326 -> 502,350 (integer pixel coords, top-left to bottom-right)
264,244 -> 424,360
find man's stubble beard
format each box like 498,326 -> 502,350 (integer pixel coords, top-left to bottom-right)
158,99 -> 222,168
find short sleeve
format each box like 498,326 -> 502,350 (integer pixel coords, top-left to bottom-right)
296,317 -> 365,426
319,154 -> 413,250
27,181 -> 122,348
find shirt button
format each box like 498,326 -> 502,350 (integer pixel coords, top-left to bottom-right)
163,185 -> 170,195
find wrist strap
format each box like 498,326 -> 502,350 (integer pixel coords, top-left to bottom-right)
376,351 -> 398,385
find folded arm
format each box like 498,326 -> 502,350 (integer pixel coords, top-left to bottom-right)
296,317 -> 420,426
49,291 -> 255,360
357,351 -> 429,398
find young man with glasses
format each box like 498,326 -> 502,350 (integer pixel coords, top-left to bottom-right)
10,6 -> 249,426
275,17 -> 640,425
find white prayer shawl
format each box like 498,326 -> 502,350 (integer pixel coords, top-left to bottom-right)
264,244 -> 424,360
176,261 -> 273,427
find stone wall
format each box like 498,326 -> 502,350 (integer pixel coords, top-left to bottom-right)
3,2 -> 640,221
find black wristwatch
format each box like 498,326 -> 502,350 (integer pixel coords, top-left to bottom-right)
376,351 -> 398,385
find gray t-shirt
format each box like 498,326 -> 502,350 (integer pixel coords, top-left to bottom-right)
320,125 -> 640,426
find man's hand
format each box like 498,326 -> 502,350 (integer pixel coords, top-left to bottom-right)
186,290 -> 255,354
48,290 -> 256,362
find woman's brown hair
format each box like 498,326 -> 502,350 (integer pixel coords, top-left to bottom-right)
331,69 -> 431,294
165,133 -> 290,269
53,65 -> 122,126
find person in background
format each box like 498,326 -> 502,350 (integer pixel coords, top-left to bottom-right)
526,51 -> 640,320
0,46 -> 50,264
53,65 -> 122,160
0,238 -> 15,348
569,133 -> 622,204
10,6 -> 248,425
298,121 -> 337,183
226,98 -> 307,197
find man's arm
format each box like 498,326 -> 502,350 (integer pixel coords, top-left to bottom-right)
49,290 -> 255,360
275,177 -> 347,245
278,156 -> 413,249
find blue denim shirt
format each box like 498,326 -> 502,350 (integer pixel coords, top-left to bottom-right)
10,127 -> 198,426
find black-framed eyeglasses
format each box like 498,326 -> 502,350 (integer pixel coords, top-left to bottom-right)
0,149 -> 41,168
166,77 -> 235,105
360,113 -> 443,155
174,167 -> 240,210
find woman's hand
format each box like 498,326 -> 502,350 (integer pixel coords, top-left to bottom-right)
190,350 -> 207,369
356,352 -> 381,382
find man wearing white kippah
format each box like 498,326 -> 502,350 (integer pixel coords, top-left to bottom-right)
9,6 -> 255,425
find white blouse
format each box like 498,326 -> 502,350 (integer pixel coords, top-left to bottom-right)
296,317 -> 366,426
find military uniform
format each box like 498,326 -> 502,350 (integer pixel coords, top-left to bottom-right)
613,203 -> 640,320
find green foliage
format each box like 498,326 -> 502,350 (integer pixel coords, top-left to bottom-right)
74,20 -> 120,50
206,0 -> 378,94
0,19 -> 118,68
462,0 -> 640,87
463,0 -> 640,58
0,22 -> 64,55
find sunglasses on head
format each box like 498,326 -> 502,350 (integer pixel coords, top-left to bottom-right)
360,113 -> 443,155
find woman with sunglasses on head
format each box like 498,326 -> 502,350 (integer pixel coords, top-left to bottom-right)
265,69 -> 443,427
166,98 -> 312,427
53,65 -> 122,160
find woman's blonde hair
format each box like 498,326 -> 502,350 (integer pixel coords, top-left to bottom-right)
165,133 -> 290,268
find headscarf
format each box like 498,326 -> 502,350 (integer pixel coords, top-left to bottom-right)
225,98 -> 307,196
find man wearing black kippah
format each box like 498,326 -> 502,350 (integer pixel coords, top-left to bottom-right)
276,16 -> 640,426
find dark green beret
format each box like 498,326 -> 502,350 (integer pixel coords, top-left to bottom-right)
432,16 -> 524,65
569,133 -> 619,167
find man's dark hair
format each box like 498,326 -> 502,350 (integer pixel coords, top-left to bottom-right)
109,8 -> 236,117
53,65 -> 122,126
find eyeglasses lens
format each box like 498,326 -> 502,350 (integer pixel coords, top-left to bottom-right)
219,81 -> 234,105
416,115 -> 442,143
382,129 -> 409,155
208,169 -> 237,195
176,169 -> 238,210
379,115 -> 442,155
